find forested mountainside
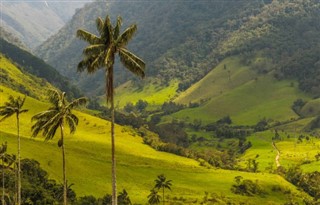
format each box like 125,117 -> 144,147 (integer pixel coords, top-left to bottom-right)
0,38 -> 81,98
0,0 -> 91,49
35,0 -> 320,96
0,27 -> 27,50
35,0 -> 264,94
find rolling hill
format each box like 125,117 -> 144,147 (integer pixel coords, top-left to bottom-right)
172,56 -> 311,125
0,49 -> 313,204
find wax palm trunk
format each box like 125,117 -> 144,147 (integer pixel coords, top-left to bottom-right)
77,16 -> 145,205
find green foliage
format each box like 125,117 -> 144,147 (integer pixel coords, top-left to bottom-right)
284,165 -> 320,201
0,38 -> 81,98
231,176 -> 263,196
291,98 -> 307,116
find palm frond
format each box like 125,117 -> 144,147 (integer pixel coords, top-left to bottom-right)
103,15 -> 113,44
76,29 -> 101,45
83,44 -> 105,56
66,114 -> 79,134
113,16 -> 122,40
0,108 -> 15,122
95,17 -> 104,36
104,46 -> 115,69
48,89 -> 62,107
66,97 -> 88,110
77,56 -> 98,73
90,51 -> 106,71
118,48 -> 145,78
116,24 -> 137,48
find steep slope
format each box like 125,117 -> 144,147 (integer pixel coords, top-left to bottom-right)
1,0 -> 91,49
0,38 -> 81,98
35,0 -> 320,103
0,54 -> 54,100
35,0 -> 264,95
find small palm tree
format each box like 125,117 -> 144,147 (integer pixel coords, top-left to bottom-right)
118,189 -> 132,205
31,89 -> 87,205
147,189 -> 161,205
154,174 -> 172,205
0,95 -> 28,205
77,15 -> 145,205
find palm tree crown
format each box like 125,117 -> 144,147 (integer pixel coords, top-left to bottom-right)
31,89 -> 87,140
76,15 -> 145,102
0,95 -> 28,122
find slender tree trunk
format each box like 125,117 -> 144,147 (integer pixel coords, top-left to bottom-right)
2,155 -> 4,205
60,125 -> 67,205
163,187 -> 164,205
16,114 -> 21,205
110,71 -> 117,205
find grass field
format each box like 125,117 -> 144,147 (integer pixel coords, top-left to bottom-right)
240,129 -> 320,173
171,57 -> 309,125
1,55 -> 317,204
0,86 -> 310,203
113,79 -> 179,109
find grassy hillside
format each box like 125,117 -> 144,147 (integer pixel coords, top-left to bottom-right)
0,54 -> 54,100
240,129 -> 320,173
0,83 -> 310,203
114,80 -> 178,108
0,86 -> 310,203
0,39 -> 81,98
171,56 -> 310,125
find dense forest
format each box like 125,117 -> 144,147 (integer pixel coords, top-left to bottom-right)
36,0 -> 320,96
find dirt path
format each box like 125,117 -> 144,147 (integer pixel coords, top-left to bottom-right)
272,141 -> 281,167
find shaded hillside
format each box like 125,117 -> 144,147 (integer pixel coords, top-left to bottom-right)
35,0 -> 264,95
0,38 -> 81,98
1,0 -> 91,49
35,0 -> 320,98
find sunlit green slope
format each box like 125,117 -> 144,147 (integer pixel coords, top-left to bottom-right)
114,80 -> 178,108
1,86 -> 312,203
0,57 -> 311,204
173,56 -> 310,125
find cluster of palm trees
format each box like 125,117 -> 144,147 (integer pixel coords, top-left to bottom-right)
0,91 -> 87,205
0,14 -> 145,205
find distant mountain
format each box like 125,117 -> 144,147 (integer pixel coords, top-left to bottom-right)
1,0 -> 91,49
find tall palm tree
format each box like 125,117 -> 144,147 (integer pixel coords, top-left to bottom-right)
0,95 -> 28,205
154,174 -> 172,205
31,89 -> 87,205
76,15 -> 145,205
147,189 -> 161,205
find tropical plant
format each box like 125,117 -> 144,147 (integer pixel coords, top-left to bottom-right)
31,89 -> 87,205
117,189 -> 132,205
76,15 -> 145,205
153,174 -> 172,205
147,189 -> 161,205
0,142 -> 7,205
0,95 -> 28,205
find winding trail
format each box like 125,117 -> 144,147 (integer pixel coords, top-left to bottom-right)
272,141 -> 281,167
